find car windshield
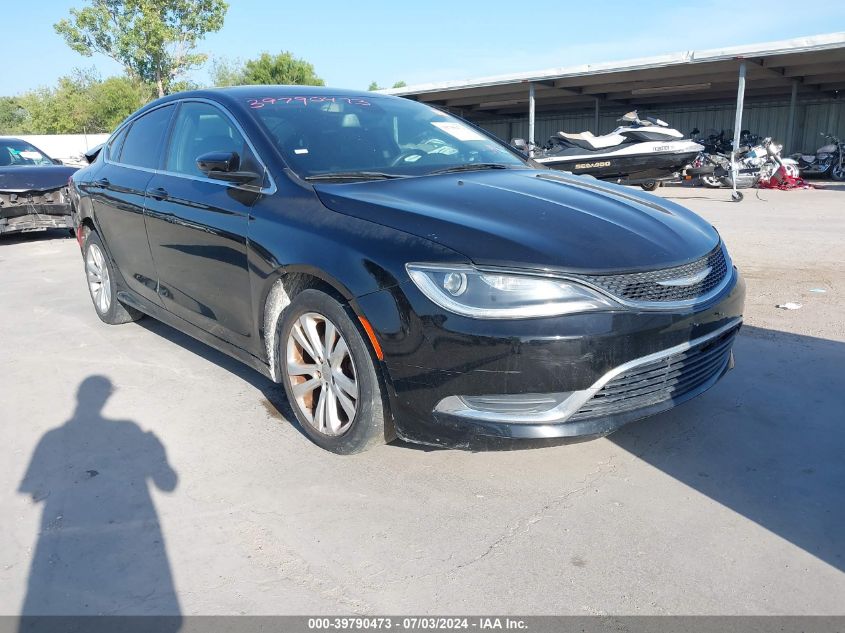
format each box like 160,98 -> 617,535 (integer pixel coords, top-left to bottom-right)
0,140 -> 53,167
244,94 -> 527,179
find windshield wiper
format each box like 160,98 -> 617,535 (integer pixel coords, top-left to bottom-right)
304,171 -> 406,182
427,163 -> 513,175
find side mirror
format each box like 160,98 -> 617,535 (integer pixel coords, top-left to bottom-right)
84,144 -> 103,164
510,138 -> 527,151
196,151 -> 260,185
52,158 -> 63,165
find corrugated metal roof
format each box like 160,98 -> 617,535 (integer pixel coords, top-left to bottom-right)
381,32 -> 845,97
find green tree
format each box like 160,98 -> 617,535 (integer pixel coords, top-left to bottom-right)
240,52 -> 324,86
87,75 -> 151,129
0,97 -> 28,134
368,80 -> 406,91
210,57 -> 245,87
54,0 -> 229,98
6,70 -> 150,134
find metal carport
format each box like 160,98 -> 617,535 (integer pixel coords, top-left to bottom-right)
382,33 -> 845,155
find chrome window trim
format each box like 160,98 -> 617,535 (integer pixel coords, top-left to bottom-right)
103,98 -> 277,195
435,316 -> 742,424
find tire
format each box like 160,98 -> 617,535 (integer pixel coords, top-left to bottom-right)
831,161 -> 845,181
277,289 -> 388,454
700,175 -> 723,188
83,230 -> 143,325
719,175 -> 756,189
640,181 -> 658,191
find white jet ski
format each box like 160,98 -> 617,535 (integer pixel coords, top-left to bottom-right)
524,111 -> 703,189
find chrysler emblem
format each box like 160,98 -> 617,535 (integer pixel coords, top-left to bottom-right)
657,266 -> 712,287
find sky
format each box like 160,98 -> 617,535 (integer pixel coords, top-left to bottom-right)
3,0 -> 845,96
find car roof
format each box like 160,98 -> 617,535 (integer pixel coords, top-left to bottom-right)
129,86 -> 395,120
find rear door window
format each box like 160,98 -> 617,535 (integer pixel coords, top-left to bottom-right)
119,105 -> 175,170
107,125 -> 129,162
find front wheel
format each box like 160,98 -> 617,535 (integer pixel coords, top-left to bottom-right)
278,289 -> 388,454
640,180 -> 658,191
831,161 -> 845,181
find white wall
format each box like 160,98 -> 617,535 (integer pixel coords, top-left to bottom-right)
15,134 -> 111,166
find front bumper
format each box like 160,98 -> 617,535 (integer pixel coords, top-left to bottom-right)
0,189 -> 73,235
356,268 -> 745,448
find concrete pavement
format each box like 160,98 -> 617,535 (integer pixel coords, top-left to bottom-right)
1,185 -> 843,615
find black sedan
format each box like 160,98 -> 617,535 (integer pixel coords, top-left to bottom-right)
0,137 -> 78,236
69,87 -> 745,453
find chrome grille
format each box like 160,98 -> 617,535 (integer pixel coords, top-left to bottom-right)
580,245 -> 729,304
570,324 -> 739,421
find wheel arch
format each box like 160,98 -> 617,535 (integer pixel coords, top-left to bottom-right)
261,267 -> 398,442
261,265 -> 361,383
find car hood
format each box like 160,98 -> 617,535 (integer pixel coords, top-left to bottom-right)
313,169 -> 719,273
0,165 -> 78,193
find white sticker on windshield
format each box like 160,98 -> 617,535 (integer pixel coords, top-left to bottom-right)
294,148 -> 309,154
19,151 -> 42,160
431,121 -> 486,142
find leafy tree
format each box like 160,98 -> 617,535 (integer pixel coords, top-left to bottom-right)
210,57 -> 245,87
0,97 -> 28,134
368,80 -> 406,91
4,70 -> 149,134
54,0 -> 229,98
240,52 -> 324,86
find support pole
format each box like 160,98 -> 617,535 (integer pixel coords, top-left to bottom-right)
528,83 -> 536,157
594,98 -> 600,132
786,80 -> 798,154
730,61 -> 747,201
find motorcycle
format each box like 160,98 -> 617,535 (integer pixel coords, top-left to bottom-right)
791,133 -> 845,181
689,129 -> 762,188
688,135 -> 797,189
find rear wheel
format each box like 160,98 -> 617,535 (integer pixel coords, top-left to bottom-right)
700,174 -> 723,188
278,289 -> 388,454
83,231 -> 143,325
640,180 -> 658,191
720,174 -> 756,189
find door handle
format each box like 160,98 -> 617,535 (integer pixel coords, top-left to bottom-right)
148,187 -> 169,201
95,177 -> 110,187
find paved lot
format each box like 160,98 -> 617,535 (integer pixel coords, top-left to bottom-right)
1,185 -> 843,616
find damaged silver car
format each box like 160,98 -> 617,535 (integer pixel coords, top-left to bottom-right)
0,138 -> 78,236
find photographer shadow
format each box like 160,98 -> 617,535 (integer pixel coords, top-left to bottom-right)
18,376 -> 181,631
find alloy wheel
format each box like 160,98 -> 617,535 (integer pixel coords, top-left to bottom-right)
286,312 -> 359,436
85,243 -> 112,314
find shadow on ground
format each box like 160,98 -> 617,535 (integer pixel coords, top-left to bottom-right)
0,229 -> 74,246
18,376 -> 181,630
610,325 -> 845,573
136,318 -> 299,429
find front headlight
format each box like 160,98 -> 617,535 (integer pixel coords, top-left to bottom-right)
406,263 -> 617,319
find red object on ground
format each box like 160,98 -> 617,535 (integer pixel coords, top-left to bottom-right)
759,166 -> 813,190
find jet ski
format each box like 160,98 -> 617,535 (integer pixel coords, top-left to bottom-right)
525,111 -> 704,190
